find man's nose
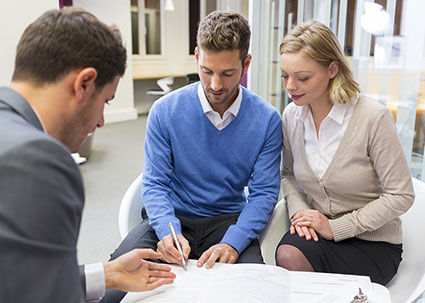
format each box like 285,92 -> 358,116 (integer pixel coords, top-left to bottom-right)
211,75 -> 223,91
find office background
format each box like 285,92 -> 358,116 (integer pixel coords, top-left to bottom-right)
1,0 -> 425,266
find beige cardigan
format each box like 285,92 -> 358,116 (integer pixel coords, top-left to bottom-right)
281,96 -> 415,244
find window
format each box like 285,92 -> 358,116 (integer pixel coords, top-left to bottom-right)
131,0 -> 163,56
188,0 -> 217,55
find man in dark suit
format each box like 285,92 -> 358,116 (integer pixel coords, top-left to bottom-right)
0,7 -> 175,303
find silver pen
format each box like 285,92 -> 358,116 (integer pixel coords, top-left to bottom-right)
168,222 -> 187,271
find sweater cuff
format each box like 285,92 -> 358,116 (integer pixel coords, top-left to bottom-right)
220,225 -> 252,254
155,217 -> 182,240
329,216 -> 356,242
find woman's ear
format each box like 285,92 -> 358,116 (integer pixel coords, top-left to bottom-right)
73,67 -> 97,102
328,61 -> 339,79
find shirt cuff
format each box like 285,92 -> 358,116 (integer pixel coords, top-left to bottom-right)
85,262 -> 105,303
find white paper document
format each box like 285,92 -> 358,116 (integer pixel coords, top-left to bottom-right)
121,259 -> 390,303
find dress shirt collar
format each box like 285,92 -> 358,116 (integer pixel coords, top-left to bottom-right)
197,82 -> 242,117
30,106 -> 47,133
297,99 -> 357,126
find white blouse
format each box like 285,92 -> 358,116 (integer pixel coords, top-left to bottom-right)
302,99 -> 357,178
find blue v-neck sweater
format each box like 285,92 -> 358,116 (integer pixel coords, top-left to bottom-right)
142,83 -> 282,253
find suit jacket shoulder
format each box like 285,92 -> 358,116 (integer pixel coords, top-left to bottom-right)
0,87 -> 85,302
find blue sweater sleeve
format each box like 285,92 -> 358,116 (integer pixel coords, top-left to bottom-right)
142,103 -> 181,239
221,111 -> 283,253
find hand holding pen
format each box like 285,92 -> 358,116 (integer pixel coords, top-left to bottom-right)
156,223 -> 190,270
168,223 -> 187,270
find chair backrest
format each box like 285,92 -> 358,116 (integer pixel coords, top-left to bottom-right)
259,199 -> 290,265
118,174 -> 144,239
387,177 -> 425,303
157,76 -> 174,93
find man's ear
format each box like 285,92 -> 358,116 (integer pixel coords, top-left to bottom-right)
73,67 -> 97,102
243,54 -> 252,73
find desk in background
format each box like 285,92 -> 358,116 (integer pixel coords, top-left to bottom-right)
133,74 -> 192,114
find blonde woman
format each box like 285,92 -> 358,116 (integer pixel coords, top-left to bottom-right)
276,20 -> 415,285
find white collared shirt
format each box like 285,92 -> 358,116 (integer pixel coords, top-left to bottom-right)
197,83 -> 242,130
301,99 -> 357,178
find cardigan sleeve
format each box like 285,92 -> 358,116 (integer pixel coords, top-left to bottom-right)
281,107 -> 311,219
329,109 -> 415,242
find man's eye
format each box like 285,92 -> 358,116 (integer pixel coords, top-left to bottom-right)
299,78 -> 309,82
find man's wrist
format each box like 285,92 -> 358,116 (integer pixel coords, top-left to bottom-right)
220,242 -> 239,256
103,261 -> 117,290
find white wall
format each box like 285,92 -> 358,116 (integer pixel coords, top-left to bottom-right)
0,1 -> 58,86
73,0 -> 138,124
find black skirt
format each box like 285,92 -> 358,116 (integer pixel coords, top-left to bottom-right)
277,231 -> 402,285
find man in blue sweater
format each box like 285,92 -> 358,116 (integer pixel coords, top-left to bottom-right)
110,10 -> 282,281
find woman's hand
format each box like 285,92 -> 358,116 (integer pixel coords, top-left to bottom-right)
290,223 -> 319,241
291,209 -> 334,241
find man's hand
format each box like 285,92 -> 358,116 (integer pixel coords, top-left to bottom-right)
291,209 -> 333,240
157,234 -> 190,265
103,249 -> 176,292
197,243 -> 238,269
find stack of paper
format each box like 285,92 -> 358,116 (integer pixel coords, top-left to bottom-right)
122,260 -> 390,303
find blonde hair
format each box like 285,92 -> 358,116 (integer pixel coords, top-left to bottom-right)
280,20 -> 359,105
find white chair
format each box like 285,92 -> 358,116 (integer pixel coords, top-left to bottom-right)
117,174 -> 287,259
146,76 -> 174,96
118,175 -> 425,302
385,177 -> 425,303
118,174 -> 144,239
259,198 -> 290,265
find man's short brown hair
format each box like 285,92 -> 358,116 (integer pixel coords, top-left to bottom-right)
196,11 -> 251,62
12,7 -> 127,88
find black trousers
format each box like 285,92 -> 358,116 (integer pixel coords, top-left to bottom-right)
101,209 -> 263,302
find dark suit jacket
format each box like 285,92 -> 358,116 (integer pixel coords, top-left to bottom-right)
0,87 -> 86,302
